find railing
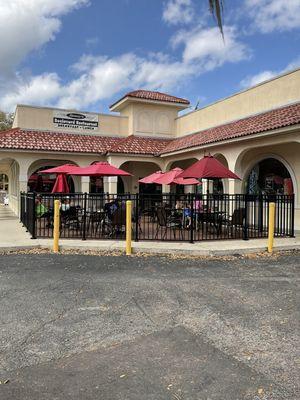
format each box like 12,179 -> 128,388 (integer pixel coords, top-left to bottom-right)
20,192 -> 36,238
20,192 -> 295,241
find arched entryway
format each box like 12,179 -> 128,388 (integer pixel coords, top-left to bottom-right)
0,173 -> 9,191
28,166 -> 75,193
245,157 -> 294,195
168,158 -> 199,194
212,153 -> 230,194
119,161 -> 163,194
0,158 -> 20,212
0,174 -> 9,204
27,160 -> 79,193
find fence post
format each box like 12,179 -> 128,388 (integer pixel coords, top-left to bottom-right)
82,192 -> 87,241
243,194 -> 249,241
135,193 -> 139,242
53,199 -> 60,253
20,192 -> 23,223
126,200 -> 132,255
190,193 -> 194,244
31,192 -> 36,239
291,195 -> 295,237
268,202 -> 275,253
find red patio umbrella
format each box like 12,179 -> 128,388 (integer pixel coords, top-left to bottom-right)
39,164 -> 81,174
51,173 -> 70,193
173,177 -> 201,185
178,155 -> 240,180
139,171 -> 163,184
70,162 -> 132,177
154,168 -> 200,185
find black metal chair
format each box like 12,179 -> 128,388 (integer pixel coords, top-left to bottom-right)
224,208 -> 245,238
132,206 -> 143,234
155,207 -> 183,240
110,208 -> 126,237
61,206 -> 80,230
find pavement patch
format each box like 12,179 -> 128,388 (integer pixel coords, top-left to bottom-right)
0,327 -> 288,400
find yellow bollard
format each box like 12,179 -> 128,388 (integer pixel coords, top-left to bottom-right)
126,200 -> 132,256
267,202 -> 275,253
53,199 -> 60,253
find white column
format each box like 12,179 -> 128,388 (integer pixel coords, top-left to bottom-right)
202,179 -> 208,194
14,172 -> 28,215
105,176 -> 118,194
103,177 -> 109,193
81,176 -> 90,193
162,184 -> 169,194
228,179 -> 235,195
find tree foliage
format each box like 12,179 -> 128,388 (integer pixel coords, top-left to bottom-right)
209,0 -> 224,37
0,111 -> 14,131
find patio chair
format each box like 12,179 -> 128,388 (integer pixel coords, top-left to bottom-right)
132,206 -> 143,234
110,208 -> 126,237
61,206 -> 80,230
155,207 -> 183,240
88,210 -> 107,236
224,208 -> 245,238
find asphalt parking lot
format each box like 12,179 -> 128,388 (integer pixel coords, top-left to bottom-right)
0,251 -> 299,399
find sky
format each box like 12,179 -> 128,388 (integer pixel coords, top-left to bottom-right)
0,0 -> 299,113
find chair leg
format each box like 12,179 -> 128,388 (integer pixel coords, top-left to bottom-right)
162,227 -> 167,240
154,225 -> 159,239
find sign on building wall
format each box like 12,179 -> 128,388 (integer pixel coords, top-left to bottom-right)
53,111 -> 99,131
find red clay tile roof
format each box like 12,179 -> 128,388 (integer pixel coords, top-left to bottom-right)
0,129 -> 169,155
0,103 -> 299,157
0,129 -> 120,154
160,102 -> 300,155
109,135 -> 171,155
110,90 -> 190,108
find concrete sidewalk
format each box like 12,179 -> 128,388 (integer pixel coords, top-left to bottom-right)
0,216 -> 300,255
38,236 -> 300,256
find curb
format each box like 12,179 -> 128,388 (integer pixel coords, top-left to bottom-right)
1,242 -> 299,257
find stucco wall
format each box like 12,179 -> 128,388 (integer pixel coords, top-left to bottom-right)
119,103 -> 178,137
13,105 -> 128,137
176,69 -> 300,137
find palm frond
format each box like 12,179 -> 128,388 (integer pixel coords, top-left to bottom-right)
209,0 -> 224,38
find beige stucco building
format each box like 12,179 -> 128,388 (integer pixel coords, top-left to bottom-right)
1,68 -> 300,229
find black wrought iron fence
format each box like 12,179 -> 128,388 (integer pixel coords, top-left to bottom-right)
20,192 -> 36,238
20,192 -> 294,242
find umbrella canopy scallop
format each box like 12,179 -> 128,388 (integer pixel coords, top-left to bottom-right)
139,171 -> 163,184
39,164 -> 82,174
154,168 -> 200,185
70,162 -> 132,177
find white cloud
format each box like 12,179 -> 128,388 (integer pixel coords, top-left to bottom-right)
0,53 -> 197,111
173,26 -> 250,67
162,0 -> 194,25
0,0 -> 250,112
0,22 -> 251,112
240,56 -> 300,88
85,37 -> 99,47
0,0 -> 89,77
285,56 -> 300,71
240,70 -> 277,88
0,73 -> 62,110
245,0 -> 300,33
